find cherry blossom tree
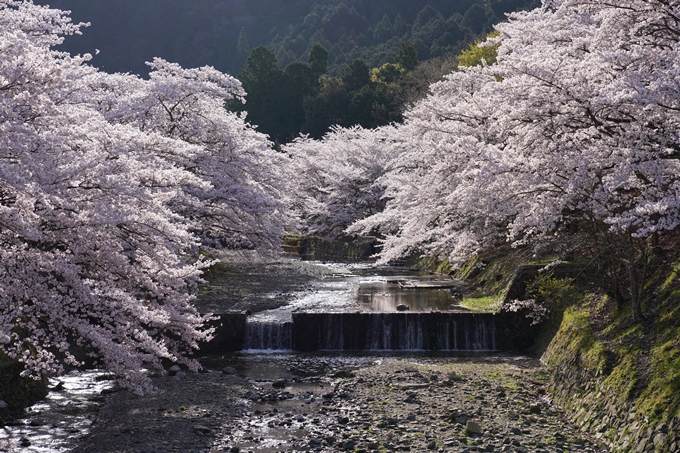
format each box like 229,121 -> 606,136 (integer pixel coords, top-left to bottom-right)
284,125 -> 399,239
0,0 -> 288,392
86,58 -> 289,251
353,0 -> 680,320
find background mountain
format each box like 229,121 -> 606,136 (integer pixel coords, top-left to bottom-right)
36,0 -> 539,77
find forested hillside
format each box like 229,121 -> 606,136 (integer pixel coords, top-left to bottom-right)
35,0 -> 538,77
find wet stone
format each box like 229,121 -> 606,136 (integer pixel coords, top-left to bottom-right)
222,366 -> 238,375
51,348 -> 609,453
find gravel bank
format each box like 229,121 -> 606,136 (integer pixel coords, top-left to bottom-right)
67,354 -> 605,453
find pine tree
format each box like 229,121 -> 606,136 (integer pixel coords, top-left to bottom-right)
395,40 -> 418,71
236,26 -> 250,56
308,43 -> 329,77
393,13 -> 407,36
373,14 -> 393,42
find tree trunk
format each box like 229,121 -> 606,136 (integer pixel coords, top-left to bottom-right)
627,236 -> 644,322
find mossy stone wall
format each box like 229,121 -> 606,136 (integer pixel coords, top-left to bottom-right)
541,307 -> 680,453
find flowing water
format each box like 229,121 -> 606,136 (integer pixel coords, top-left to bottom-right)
240,262 -> 480,352
0,371 -> 113,452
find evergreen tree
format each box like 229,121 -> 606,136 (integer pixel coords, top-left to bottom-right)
308,43 -> 329,77
236,26 -> 250,56
281,61 -> 316,142
393,13 -> 407,36
462,3 -> 492,34
373,14 -> 393,42
234,46 -> 286,142
395,40 -> 418,71
341,59 -> 371,92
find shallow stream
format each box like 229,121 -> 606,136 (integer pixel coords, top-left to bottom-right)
0,256 -> 606,452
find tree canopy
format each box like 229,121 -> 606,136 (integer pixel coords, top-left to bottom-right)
0,0 -> 288,392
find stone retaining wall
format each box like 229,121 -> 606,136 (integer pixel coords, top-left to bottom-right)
541,311 -> 680,453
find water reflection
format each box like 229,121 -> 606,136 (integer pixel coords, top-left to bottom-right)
356,278 -> 464,312
310,266 -> 467,313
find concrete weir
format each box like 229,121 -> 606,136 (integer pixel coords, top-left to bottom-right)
292,312 -> 498,351
201,311 -> 535,352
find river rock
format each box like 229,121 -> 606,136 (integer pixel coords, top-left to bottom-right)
343,440 -> 357,450
0,400 -> 7,409
222,366 -> 238,375
332,369 -> 355,378
193,424 -> 212,435
168,365 -> 181,376
272,379 -> 286,389
466,420 -> 483,434
448,371 -> 464,381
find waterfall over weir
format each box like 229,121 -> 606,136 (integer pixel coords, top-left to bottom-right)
238,313 -> 498,352
243,321 -> 293,351
200,262 -> 539,354
293,313 -> 497,351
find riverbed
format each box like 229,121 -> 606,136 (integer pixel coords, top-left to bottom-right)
0,254 -> 606,452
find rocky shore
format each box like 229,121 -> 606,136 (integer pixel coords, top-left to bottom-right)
66,354 -> 604,453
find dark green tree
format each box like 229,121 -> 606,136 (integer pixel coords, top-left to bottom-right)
393,14 -> 407,36
236,26 -> 250,56
395,40 -> 418,71
373,14 -> 393,42
303,76 -> 351,138
462,3 -> 492,34
239,46 -> 281,88
233,46 -> 286,143
308,43 -> 329,78
280,61 -> 316,142
341,59 -> 371,92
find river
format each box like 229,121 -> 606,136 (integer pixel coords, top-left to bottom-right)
0,254 -> 606,453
